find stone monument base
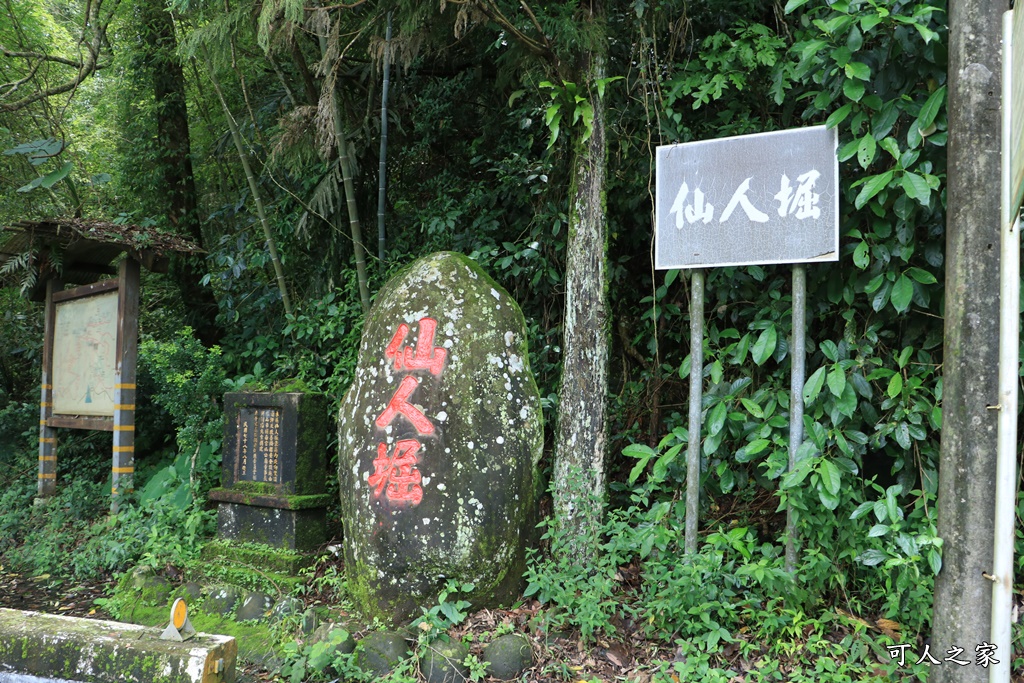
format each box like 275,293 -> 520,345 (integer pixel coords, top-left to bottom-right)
199,538 -> 320,582
209,488 -> 330,552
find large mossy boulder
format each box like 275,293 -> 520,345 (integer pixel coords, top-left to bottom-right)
338,251 -> 542,624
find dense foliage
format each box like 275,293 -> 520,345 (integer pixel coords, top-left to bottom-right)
2,0 -> 1020,678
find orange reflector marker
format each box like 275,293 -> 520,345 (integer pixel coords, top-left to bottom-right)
161,598 -> 196,641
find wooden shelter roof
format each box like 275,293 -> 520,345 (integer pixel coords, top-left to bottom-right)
0,218 -> 202,300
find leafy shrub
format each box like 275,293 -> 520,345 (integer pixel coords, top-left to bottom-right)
139,327 -> 226,492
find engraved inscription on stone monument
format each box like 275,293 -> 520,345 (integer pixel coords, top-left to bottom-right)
235,407 -> 282,484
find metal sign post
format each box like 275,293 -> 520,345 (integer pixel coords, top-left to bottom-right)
685,269 -> 704,554
785,265 -> 806,573
655,125 -> 838,564
991,11 -> 1022,683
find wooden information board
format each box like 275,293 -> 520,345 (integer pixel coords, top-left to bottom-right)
38,259 -> 140,512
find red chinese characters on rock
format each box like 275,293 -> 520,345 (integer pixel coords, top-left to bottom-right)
368,439 -> 423,506
375,375 -> 434,435
370,317 -> 448,507
385,317 -> 447,375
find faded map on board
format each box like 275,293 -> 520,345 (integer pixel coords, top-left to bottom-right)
53,291 -> 118,416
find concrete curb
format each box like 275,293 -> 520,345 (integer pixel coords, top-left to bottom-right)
0,609 -> 236,683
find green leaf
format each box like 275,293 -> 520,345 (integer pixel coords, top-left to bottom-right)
595,75 -> 623,99
853,240 -> 870,269
928,548 -> 942,575
679,354 -> 691,379
917,86 -> 946,130
915,23 -> 939,44
833,456 -> 858,474
845,61 -> 871,81
901,171 -> 931,205
878,137 -> 901,160
827,365 -> 846,397
623,443 -> 656,459
736,439 -> 770,463
857,133 -> 876,169
545,112 -> 561,149
740,397 -> 763,418
854,170 -> 894,209
836,382 -> 858,417
440,600 -> 464,624
652,443 -> 684,481
887,373 -> 903,398
906,267 -> 937,284
871,279 -> 893,311
861,13 -> 883,32
847,25 -> 864,51
826,103 -> 853,129
893,422 -> 911,449
819,459 -> 842,495
629,458 -> 651,484
891,274 -> 914,312
868,524 -> 889,538
719,465 -> 735,493
784,0 -> 813,12
16,177 -> 44,193
838,137 -> 860,161
803,366 -> 827,404
896,533 -> 919,557
857,549 -> 887,566
843,78 -> 865,102
710,360 -> 724,384
544,103 -> 560,126
751,325 -> 777,366
886,485 -> 904,523
850,501 -> 874,520
782,462 -> 813,488
818,487 -> 840,510
708,401 -> 728,437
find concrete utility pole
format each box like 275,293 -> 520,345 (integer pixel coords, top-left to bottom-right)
931,2 -> 1005,682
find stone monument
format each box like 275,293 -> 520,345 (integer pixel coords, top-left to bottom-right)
338,251 -> 543,623
209,391 -> 331,551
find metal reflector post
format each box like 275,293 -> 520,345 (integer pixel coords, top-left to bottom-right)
685,268 -> 705,554
785,264 -> 807,573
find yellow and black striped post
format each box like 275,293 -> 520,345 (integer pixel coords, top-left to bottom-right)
37,279 -> 60,502
111,259 -> 140,514
111,382 -> 135,509
37,381 -> 56,498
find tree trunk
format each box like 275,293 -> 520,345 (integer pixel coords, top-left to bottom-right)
552,39 -> 609,566
930,2 -> 1003,680
333,99 -> 372,315
141,0 -> 221,346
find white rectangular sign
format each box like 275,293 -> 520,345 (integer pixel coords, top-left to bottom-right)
655,125 -> 839,269
53,290 -> 118,417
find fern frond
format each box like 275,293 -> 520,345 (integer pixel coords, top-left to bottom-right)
297,159 -> 343,240
257,0 -> 306,53
177,7 -> 253,64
